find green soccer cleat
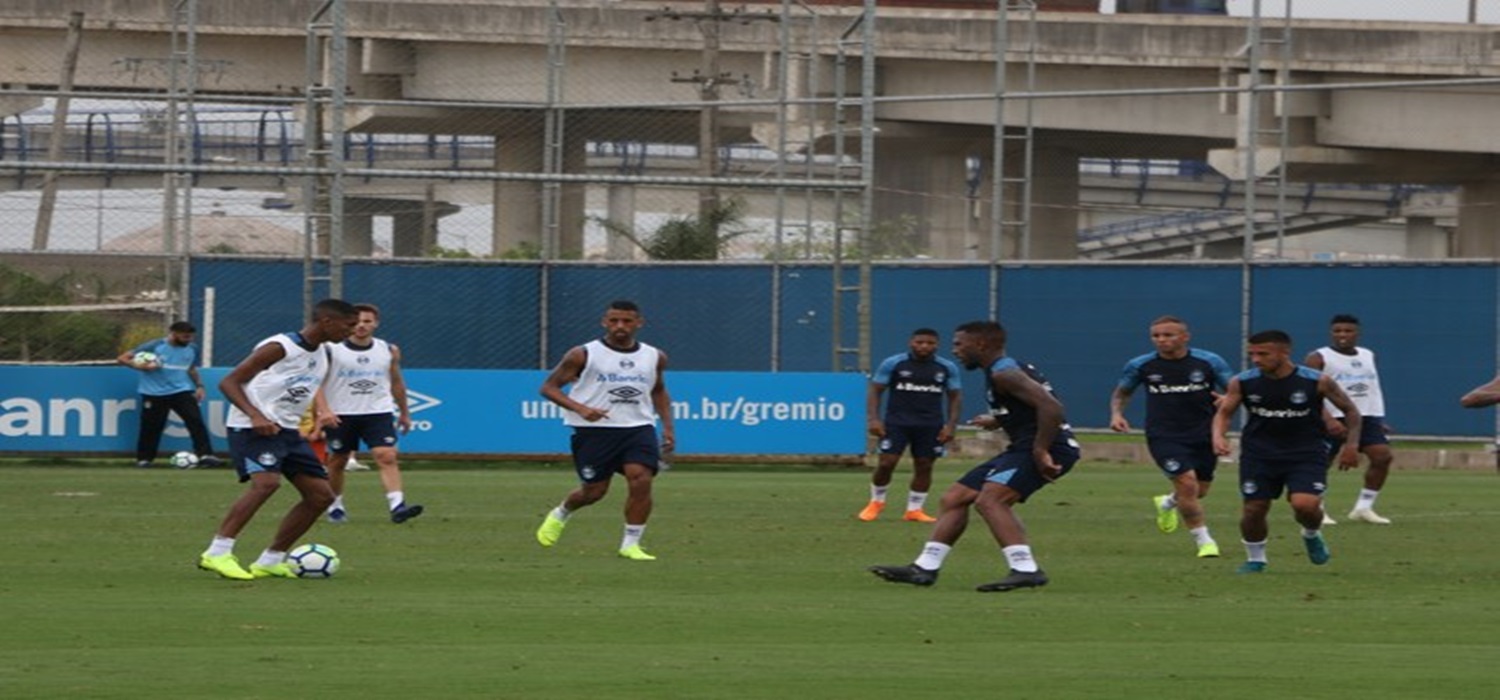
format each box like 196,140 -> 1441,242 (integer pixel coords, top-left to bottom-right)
1153,495 -> 1180,534
618,545 -> 657,561
1197,541 -> 1221,558
1236,561 -> 1267,574
536,513 -> 567,547
250,561 -> 298,579
198,553 -> 253,581
1303,532 -> 1331,565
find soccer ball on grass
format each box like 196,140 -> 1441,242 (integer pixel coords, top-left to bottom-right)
288,543 -> 341,578
169,451 -> 199,469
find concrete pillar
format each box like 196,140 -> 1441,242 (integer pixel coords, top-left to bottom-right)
1028,146 -> 1080,261
1456,179 -> 1500,258
492,130 -> 544,258
873,138 -> 985,260
340,207 -> 375,257
605,185 -> 638,260
391,212 -> 426,258
1405,216 -> 1451,259
558,139 -> 587,259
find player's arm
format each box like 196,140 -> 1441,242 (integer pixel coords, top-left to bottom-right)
1211,377 -> 1243,456
218,343 -> 288,436
1320,375 -> 1362,470
1460,374 -> 1500,408
388,343 -> 413,434
117,344 -> 158,370
1108,386 -> 1134,433
940,386 -> 961,444
865,382 -> 887,438
993,367 -> 1065,481
539,346 -> 608,421
650,350 -> 674,452
187,365 -> 206,400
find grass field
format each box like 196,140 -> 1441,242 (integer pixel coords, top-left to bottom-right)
3,458 -> 1499,699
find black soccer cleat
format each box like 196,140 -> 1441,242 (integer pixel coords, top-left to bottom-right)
975,569 -> 1048,593
868,564 -> 938,587
390,503 -> 425,524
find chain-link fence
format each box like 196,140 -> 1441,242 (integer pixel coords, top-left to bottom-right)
2,0 -> 1498,368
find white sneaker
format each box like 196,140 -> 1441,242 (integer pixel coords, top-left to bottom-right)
345,456 -> 370,472
1321,512 -> 1338,525
1347,508 -> 1391,525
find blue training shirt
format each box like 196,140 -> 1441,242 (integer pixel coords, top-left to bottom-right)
1236,365 -> 1327,462
984,356 -> 1074,451
871,352 -> 962,426
1117,347 -> 1234,443
128,338 -> 200,396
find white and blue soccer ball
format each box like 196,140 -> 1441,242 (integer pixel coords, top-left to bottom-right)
132,351 -> 159,367
169,451 -> 199,469
288,543 -> 341,578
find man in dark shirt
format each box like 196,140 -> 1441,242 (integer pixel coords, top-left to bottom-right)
1213,330 -> 1361,575
860,328 -> 962,523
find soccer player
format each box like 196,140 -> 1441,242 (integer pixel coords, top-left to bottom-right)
316,303 -> 423,524
534,300 -> 675,561
859,328 -> 962,523
1109,315 -> 1234,558
1212,329 -> 1361,575
117,321 -> 222,468
1305,314 -> 1393,524
869,320 -> 1081,592
197,299 -> 359,581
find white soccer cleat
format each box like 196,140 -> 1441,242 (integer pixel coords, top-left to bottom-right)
345,456 -> 370,471
1347,508 -> 1391,525
1321,512 -> 1338,525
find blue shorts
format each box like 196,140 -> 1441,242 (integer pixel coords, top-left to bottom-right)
879,424 -> 946,459
1238,456 -> 1328,501
956,441 -> 1081,503
324,412 -> 399,454
1146,438 -> 1217,482
1325,415 -> 1390,455
228,428 -> 329,484
570,425 -> 661,484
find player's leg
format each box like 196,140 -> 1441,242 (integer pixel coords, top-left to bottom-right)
861,427 -> 908,520
135,394 -> 171,467
868,476 -> 982,586
971,481 -> 1049,592
617,461 -> 658,560
322,422 -> 354,522
538,429 -> 617,547
1288,464 -> 1332,565
170,392 -> 218,464
253,453 -> 336,579
901,426 -> 942,522
199,429 -> 282,580
1348,434 -> 1393,524
1236,458 -> 1274,573
1146,439 -> 1186,534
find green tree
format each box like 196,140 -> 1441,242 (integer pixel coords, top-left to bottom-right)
0,263 -> 122,362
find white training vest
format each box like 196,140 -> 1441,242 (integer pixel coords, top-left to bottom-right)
324,338 -> 397,415
226,334 -> 331,430
562,339 -> 661,428
1315,346 -> 1385,418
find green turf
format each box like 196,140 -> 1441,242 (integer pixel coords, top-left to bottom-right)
3,461 -> 1499,699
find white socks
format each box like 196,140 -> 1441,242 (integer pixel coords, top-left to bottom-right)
621,524 -> 646,550
1243,539 -> 1268,563
906,491 -> 929,512
1354,488 -> 1380,511
205,536 -> 235,557
1003,544 -> 1039,573
914,542 -> 952,570
870,485 -> 889,503
386,491 -> 404,511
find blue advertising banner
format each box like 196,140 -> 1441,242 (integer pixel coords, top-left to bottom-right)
0,367 -> 865,456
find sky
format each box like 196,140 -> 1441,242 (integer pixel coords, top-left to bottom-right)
1101,0 -> 1500,23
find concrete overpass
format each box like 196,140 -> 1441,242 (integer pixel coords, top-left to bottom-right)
1,0 -> 1497,259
